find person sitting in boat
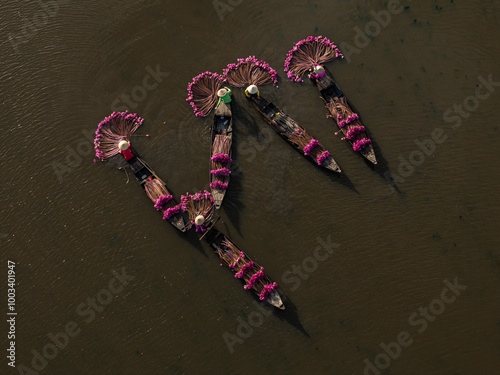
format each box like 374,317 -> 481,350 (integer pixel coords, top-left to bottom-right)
244,84 -> 259,97
216,87 -> 232,107
118,140 -> 134,161
309,64 -> 325,79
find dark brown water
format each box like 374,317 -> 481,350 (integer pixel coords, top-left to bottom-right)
2,1 -> 500,374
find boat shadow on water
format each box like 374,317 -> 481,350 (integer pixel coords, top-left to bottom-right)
220,97 -> 269,237
176,227 -> 208,257
110,156 -> 211,256
270,295 -> 310,338
229,287 -> 310,337
363,138 -> 403,196
218,99 -> 246,237
220,177 -> 245,238
319,164 -> 359,194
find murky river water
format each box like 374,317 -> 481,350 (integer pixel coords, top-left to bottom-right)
1,1 -> 500,374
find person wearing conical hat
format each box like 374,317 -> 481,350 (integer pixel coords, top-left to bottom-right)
310,64 -> 325,78
195,215 -> 205,226
216,87 -> 232,108
118,140 -> 134,161
245,84 -> 259,97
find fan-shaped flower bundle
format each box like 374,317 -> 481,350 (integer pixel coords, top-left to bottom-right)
94,111 -> 143,160
186,72 -> 226,117
223,56 -> 278,88
284,35 -> 343,83
180,190 -> 215,232
285,36 -> 377,164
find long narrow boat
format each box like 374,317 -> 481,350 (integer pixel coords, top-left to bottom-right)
124,154 -> 285,309
284,36 -> 377,165
93,111 -> 187,231
223,56 -> 341,174
310,70 -> 377,164
210,88 -> 233,209
120,143 -> 187,232
203,226 -> 285,310
121,148 -> 285,309
94,111 -> 284,310
246,92 -> 341,173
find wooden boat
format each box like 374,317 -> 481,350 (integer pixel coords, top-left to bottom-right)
310,71 -> 377,164
120,145 -> 187,232
210,94 -> 233,209
202,226 -> 285,310
246,93 -> 341,173
121,147 -> 285,310
94,111 -> 284,309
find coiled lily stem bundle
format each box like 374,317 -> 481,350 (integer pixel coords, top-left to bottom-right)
223,56 -> 278,88
94,111 -> 144,161
284,35 -> 343,83
186,72 -> 226,117
180,191 -> 215,232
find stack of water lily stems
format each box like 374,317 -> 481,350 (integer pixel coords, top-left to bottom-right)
215,236 -> 283,309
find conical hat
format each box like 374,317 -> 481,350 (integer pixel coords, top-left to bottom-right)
246,85 -> 258,94
313,65 -> 325,75
118,140 -> 130,151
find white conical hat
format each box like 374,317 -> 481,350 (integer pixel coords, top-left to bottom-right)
217,88 -> 227,97
246,85 -> 258,94
313,65 -> 325,75
195,215 -> 205,226
118,140 -> 130,151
